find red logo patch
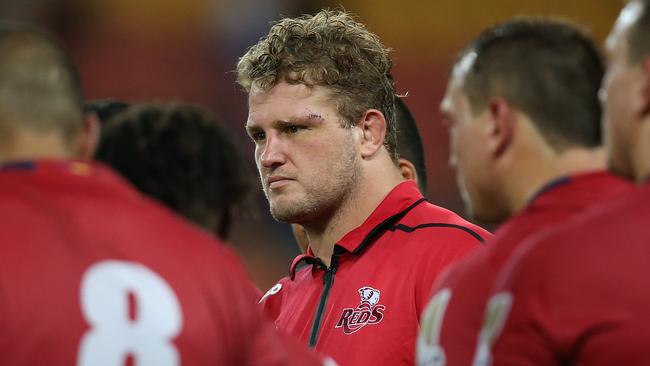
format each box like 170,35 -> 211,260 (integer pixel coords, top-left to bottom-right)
335,286 -> 386,334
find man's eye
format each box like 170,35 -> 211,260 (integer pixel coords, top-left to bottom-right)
285,125 -> 304,134
252,132 -> 266,141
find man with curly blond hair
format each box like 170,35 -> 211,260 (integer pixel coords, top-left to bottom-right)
238,10 -> 489,365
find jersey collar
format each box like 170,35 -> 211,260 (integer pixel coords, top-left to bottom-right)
289,180 -> 426,279
527,170 -> 628,209
336,180 -> 426,253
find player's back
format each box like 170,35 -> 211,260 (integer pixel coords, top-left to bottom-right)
485,181 -> 650,365
0,160 -> 310,365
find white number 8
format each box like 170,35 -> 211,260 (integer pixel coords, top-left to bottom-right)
77,260 -> 183,366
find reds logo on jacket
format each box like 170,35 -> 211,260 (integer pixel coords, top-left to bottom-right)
335,287 -> 386,334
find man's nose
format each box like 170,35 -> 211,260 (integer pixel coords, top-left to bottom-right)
259,135 -> 287,168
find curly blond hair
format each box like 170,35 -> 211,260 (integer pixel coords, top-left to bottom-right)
236,10 -> 398,161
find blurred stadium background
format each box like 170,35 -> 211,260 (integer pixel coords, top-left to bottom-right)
1,0 -> 619,290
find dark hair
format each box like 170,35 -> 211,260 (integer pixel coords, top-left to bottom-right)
0,21 -> 84,142
628,0 -> 650,63
236,9 -> 398,161
84,100 -> 130,123
95,103 -> 254,239
395,97 -> 427,194
459,17 -> 604,151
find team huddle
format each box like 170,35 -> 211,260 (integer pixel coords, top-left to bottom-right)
0,1 -> 649,365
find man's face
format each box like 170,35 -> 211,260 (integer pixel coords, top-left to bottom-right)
602,1 -> 646,180
441,57 -> 503,222
246,81 -> 361,224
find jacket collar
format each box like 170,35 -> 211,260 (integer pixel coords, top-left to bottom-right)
289,180 -> 426,279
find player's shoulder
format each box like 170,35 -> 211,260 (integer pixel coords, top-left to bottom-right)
397,200 -> 490,245
528,185 -> 645,256
434,237 -> 495,290
501,189 -> 645,288
260,275 -> 292,300
258,275 -> 294,319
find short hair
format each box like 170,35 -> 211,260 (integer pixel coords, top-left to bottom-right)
459,17 -> 604,151
84,100 -> 130,124
395,97 -> 427,194
236,9 -> 398,161
95,103 -> 254,239
627,0 -> 650,63
0,21 -> 84,142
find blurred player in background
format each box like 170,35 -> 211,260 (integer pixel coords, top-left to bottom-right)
394,96 -> 429,194
84,99 -> 130,124
237,10 -> 489,366
95,103 -> 254,240
0,21 -> 327,365
416,17 -> 632,366
292,96 -> 428,252
474,2 -> 650,364
78,99 -> 130,159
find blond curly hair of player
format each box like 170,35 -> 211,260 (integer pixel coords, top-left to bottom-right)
236,9 -> 398,161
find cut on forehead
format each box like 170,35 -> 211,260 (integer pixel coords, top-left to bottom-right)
249,82 -> 339,118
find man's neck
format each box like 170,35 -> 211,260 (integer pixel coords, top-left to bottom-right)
504,147 -> 606,216
0,129 -> 74,163
304,163 -> 404,267
632,122 -> 650,184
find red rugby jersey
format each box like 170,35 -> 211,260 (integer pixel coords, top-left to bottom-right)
416,171 -> 632,366
259,181 -> 490,366
475,179 -> 650,366
0,160 -> 326,366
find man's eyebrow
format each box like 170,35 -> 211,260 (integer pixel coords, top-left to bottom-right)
285,113 -> 325,124
245,113 -> 326,132
245,122 -> 262,134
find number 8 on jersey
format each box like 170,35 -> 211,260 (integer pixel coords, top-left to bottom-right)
77,260 -> 183,366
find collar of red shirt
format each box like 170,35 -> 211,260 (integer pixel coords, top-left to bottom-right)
1,159 -> 103,177
289,180 -> 426,279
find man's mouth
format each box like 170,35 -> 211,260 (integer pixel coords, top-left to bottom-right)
267,176 -> 294,189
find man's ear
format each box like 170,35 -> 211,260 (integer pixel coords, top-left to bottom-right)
641,57 -> 650,117
486,97 -> 515,158
77,112 -> 101,160
398,158 -> 419,183
358,109 -> 387,159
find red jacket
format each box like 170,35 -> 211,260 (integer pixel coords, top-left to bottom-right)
260,181 -> 489,366
482,179 -> 650,366
0,160 -> 325,366
416,171 -> 633,366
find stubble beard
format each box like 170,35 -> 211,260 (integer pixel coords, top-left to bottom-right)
267,148 -> 360,225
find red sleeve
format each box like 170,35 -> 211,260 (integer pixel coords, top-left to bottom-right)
414,229 -> 484,316
210,246 -> 329,365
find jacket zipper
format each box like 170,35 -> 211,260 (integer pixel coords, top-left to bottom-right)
308,255 -> 339,347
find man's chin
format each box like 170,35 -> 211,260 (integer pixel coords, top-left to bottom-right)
466,200 -> 507,225
269,205 -> 303,223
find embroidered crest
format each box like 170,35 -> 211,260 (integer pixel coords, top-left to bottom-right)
335,286 -> 386,334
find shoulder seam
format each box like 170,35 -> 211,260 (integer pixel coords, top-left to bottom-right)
390,223 -> 485,243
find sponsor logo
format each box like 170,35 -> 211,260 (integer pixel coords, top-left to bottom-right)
258,283 -> 282,304
335,286 -> 386,334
